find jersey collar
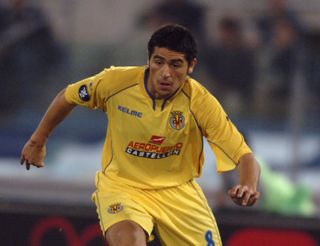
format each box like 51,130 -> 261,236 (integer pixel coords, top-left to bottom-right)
143,67 -> 186,110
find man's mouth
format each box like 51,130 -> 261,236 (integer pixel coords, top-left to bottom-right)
158,82 -> 172,90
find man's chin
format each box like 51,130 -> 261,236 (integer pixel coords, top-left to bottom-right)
154,90 -> 172,99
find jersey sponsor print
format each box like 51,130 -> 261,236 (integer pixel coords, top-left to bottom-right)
125,135 -> 182,159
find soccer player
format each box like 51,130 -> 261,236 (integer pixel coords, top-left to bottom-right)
20,24 -> 260,246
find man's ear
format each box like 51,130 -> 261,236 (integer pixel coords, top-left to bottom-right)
188,58 -> 197,74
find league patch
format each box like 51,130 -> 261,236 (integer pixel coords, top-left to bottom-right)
107,203 -> 123,214
169,111 -> 185,130
78,85 -> 90,101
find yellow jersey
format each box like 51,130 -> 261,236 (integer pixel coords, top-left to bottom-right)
65,66 -> 251,189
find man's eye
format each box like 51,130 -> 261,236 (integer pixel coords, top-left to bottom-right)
172,63 -> 182,68
154,60 -> 163,65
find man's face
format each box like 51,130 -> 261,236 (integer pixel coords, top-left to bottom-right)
147,47 -> 196,99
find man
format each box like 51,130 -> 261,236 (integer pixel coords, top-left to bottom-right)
204,17 -> 256,116
21,24 -> 260,246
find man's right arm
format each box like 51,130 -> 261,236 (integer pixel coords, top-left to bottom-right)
20,89 -> 76,170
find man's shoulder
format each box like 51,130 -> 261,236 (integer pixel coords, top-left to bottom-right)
99,65 -> 145,92
103,65 -> 145,78
182,77 -> 220,112
182,77 -> 209,99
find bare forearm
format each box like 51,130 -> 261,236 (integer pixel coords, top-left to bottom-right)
228,153 -> 261,206
238,153 -> 260,190
31,89 -> 76,145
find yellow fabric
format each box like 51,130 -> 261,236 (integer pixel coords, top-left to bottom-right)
64,66 -> 251,189
92,175 -> 222,246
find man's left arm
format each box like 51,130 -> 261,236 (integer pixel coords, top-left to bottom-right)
228,153 -> 261,206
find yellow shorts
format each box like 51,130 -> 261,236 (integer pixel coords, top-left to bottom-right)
92,178 -> 222,246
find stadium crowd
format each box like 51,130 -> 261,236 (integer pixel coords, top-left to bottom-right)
0,0 -> 319,217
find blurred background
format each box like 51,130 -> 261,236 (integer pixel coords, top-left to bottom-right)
0,0 -> 319,245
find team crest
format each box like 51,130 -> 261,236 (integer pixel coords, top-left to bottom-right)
107,203 -> 123,214
169,111 -> 185,130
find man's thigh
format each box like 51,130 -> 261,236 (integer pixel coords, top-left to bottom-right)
106,220 -> 147,246
151,181 -> 222,246
92,191 -> 154,241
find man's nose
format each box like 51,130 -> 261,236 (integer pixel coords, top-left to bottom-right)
161,64 -> 171,79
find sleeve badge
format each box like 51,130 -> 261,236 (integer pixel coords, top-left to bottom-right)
78,84 -> 90,101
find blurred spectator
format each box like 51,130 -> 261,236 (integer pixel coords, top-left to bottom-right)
204,17 -> 256,116
0,0 -> 62,118
254,17 -> 304,117
257,0 -> 303,44
305,31 -> 320,117
139,0 -> 207,50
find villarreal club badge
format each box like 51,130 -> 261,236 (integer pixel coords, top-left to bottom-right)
108,203 -> 123,214
169,111 -> 185,130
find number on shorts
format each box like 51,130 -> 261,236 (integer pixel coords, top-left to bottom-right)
205,230 -> 215,246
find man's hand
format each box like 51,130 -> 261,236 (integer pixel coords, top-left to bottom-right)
229,153 -> 261,207
228,184 -> 260,206
19,89 -> 75,170
20,140 -> 46,170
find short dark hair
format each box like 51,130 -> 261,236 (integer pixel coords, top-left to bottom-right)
148,24 -> 197,65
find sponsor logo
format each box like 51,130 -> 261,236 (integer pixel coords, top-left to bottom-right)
149,135 -> 165,145
169,111 -> 185,130
78,85 -> 90,101
118,105 -> 142,118
125,141 -> 182,159
107,203 -> 123,214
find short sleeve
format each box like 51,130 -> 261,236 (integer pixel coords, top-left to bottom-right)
192,86 -> 252,172
64,69 -> 107,110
